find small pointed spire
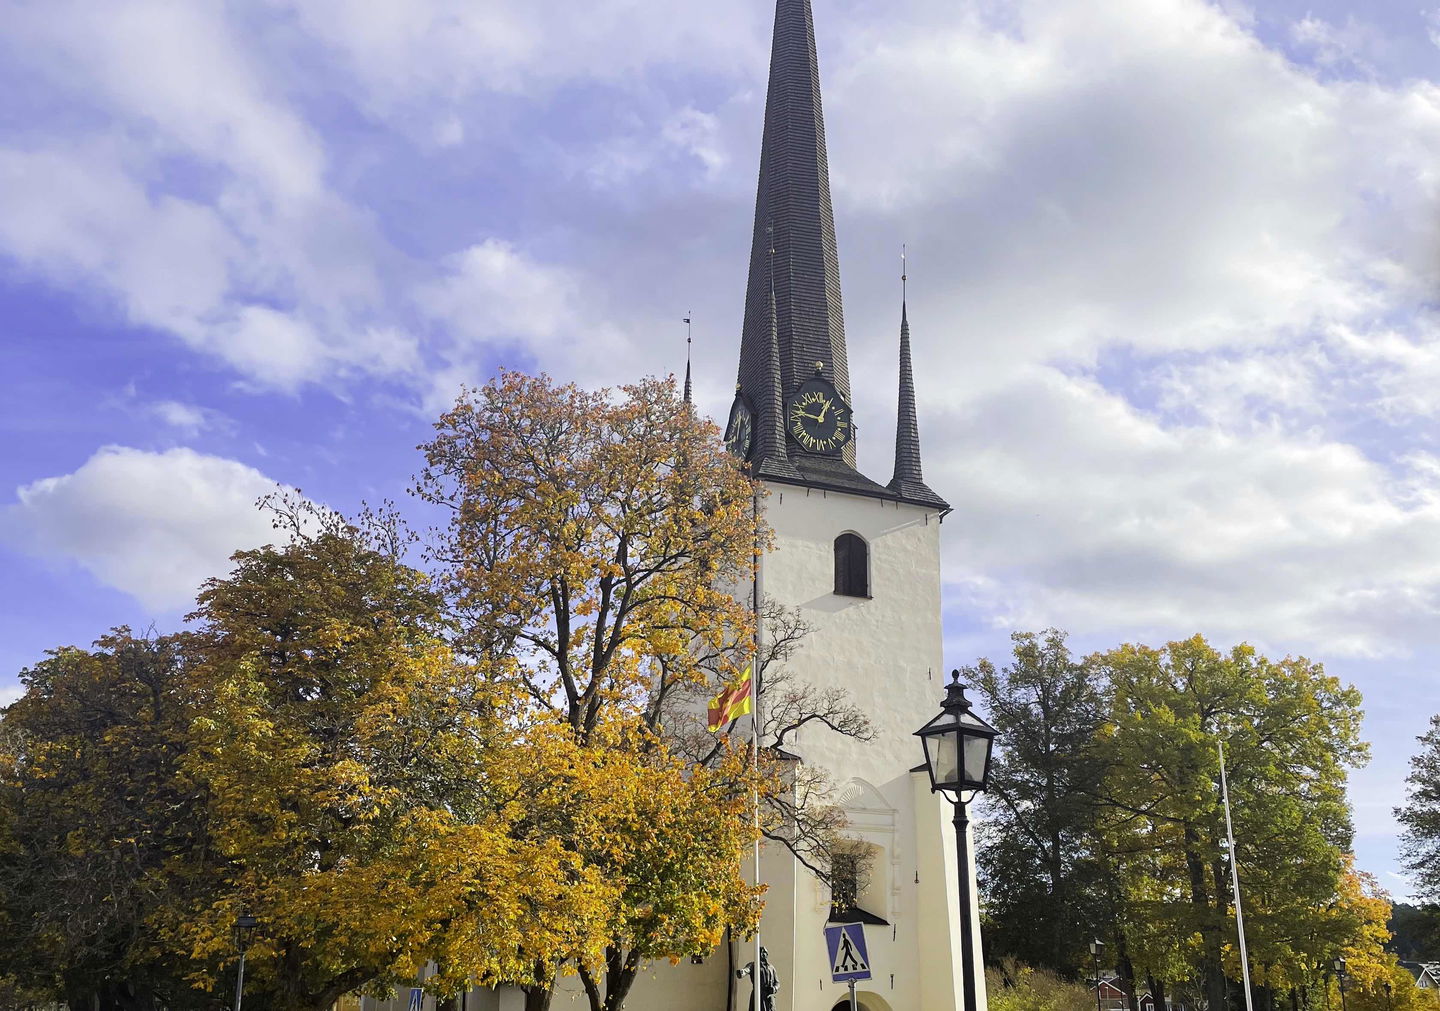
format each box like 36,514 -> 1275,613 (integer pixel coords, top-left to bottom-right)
888,250 -> 948,509
683,314 -> 693,404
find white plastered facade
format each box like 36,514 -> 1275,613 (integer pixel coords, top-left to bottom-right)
617,482 -> 985,1011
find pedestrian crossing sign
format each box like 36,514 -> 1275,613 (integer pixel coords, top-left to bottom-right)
407,987 -> 423,1011
825,922 -> 872,983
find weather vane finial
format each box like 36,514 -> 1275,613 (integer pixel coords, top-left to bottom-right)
682,312 -> 694,404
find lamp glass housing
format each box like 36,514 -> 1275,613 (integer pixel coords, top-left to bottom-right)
916,685 -> 997,796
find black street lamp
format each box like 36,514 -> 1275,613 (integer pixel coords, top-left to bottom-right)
1334,958 -> 1349,1011
916,670 -> 998,1011
233,913 -> 259,1011
1090,939 -> 1106,1011
1384,981 -> 1393,1011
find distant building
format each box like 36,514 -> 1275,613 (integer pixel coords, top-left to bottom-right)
1400,962 -> 1440,990
1090,973 -> 1186,1011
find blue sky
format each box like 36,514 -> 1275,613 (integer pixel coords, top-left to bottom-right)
2,0 -> 1438,896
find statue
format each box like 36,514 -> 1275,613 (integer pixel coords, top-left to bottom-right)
736,945 -> 781,1011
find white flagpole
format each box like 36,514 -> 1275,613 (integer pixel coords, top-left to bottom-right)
751,487 -> 763,1011
1219,740 -> 1255,1011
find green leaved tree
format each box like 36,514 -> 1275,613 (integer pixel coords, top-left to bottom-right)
1090,636 -> 1366,1011
968,630 -> 1109,974
0,631 -> 219,1011
1396,715 -> 1440,905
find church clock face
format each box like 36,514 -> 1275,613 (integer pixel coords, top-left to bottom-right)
724,394 -> 754,460
786,378 -> 851,455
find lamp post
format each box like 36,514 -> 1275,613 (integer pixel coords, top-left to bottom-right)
1384,981 -> 1393,1011
1334,958 -> 1349,1011
233,913 -> 258,1011
1090,939 -> 1106,1011
916,670 -> 998,1011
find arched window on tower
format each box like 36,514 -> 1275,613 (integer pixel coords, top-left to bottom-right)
834,533 -> 869,598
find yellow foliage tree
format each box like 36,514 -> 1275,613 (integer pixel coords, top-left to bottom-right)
416,373 -> 790,1010
176,502 -> 617,1011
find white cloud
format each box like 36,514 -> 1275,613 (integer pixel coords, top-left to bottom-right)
262,0 -> 768,112
5,0 -> 324,201
0,1 -> 413,392
149,401 -> 216,437
0,684 -> 23,709
1290,15 -> 1386,76
425,240 -> 588,343
930,368 -> 1440,657
824,0 -> 1439,398
1,447 -> 296,612
663,108 -> 729,179
419,239 -> 631,408
5,0 -> 1440,658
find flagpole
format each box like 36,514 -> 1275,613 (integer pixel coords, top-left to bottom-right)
751,485 -> 763,1011
1219,740 -> 1255,1011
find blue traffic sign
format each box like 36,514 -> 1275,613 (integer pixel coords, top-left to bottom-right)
407,988 -> 423,1011
825,922 -> 872,983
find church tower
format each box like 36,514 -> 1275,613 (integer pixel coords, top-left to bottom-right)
707,2 -> 980,1009
359,4 -> 979,1009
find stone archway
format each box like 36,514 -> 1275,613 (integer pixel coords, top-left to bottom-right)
827,991 -> 895,1011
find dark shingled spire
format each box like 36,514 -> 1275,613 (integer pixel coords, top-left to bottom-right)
683,344 -> 692,405
755,256 -> 801,481
888,296 -> 948,509
737,0 -> 868,477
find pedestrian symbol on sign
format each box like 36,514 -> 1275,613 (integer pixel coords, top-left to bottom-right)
407,987 -> 423,1011
824,922 -> 872,983
836,928 -> 865,973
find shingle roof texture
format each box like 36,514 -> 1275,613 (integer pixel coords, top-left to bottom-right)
888,303 -> 949,509
736,0 -> 945,509
737,0 -> 853,472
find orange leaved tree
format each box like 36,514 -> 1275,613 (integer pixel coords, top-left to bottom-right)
416,372 -> 856,1010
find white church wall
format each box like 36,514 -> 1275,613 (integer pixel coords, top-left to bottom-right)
757,484 -> 973,1011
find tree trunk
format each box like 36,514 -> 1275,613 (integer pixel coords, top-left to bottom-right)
1212,853 -> 1238,1011
1184,826 -> 1225,1011
523,984 -> 554,1011
604,965 -> 639,1011
1116,943 -> 1141,1011
726,930 -> 735,1011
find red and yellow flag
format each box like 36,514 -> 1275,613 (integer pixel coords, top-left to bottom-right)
707,665 -> 754,732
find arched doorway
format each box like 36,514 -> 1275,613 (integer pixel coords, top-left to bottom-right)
828,992 -> 894,1011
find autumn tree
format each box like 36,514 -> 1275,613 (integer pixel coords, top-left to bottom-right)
175,499 -> 610,1011
415,372 -> 871,1009
1396,715 -> 1440,905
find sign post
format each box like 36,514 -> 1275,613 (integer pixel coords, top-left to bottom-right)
825,921 -> 872,1009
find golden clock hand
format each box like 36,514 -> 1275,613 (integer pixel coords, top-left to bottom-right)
817,401 -> 831,422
